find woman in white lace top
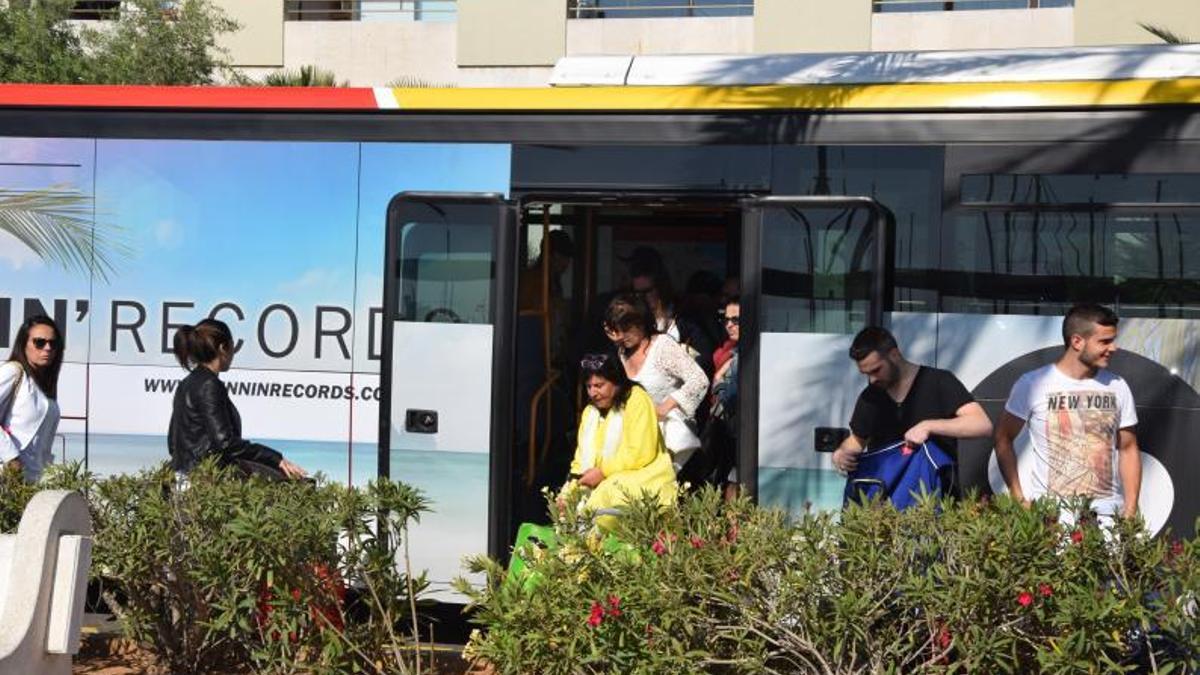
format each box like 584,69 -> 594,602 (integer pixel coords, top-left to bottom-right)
603,293 -> 709,473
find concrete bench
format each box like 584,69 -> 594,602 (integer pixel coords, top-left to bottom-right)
0,490 -> 93,674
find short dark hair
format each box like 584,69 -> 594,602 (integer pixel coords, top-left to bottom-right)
1062,303 -> 1119,347
848,326 -> 898,361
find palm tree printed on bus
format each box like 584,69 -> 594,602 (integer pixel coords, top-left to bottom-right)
0,184 -> 128,282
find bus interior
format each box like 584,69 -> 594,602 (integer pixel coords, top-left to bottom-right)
511,195 -> 743,528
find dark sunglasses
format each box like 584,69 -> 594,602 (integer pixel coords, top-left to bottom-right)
580,353 -> 609,370
723,316 -> 740,326
31,337 -> 59,351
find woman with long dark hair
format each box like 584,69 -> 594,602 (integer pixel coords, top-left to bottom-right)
567,351 -> 676,524
167,318 -> 306,479
1,315 -> 64,482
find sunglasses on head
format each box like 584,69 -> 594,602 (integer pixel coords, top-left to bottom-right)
31,337 -> 59,351
580,353 -> 609,370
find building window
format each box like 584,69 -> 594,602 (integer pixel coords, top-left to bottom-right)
285,1 -> 457,22
568,0 -> 754,19
873,0 -> 1073,12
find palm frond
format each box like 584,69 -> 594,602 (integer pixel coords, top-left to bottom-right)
0,186 -> 131,283
1139,22 -> 1189,44
385,75 -> 455,88
262,65 -> 347,87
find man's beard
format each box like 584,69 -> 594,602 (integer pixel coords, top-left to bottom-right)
870,362 -> 899,389
1079,348 -> 1108,369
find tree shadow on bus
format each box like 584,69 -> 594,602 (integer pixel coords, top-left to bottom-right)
670,46 -> 1199,148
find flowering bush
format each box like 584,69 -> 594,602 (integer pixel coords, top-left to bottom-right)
459,488 -> 1199,674
2,461 -> 435,674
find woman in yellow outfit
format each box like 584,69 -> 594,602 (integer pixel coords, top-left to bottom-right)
568,352 -> 677,527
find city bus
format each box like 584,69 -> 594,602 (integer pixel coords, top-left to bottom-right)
1,43 -> 1199,597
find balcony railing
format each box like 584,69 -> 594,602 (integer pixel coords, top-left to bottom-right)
69,1 -> 120,20
568,0 -> 754,19
285,1 -> 456,21
873,0 -> 1073,12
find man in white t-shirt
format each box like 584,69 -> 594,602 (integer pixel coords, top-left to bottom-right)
994,303 -> 1141,519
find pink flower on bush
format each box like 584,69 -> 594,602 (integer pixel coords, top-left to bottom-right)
1017,591 -> 1034,607
936,624 -> 952,650
652,537 -> 667,556
690,535 -> 705,549
606,595 -> 622,617
587,601 -> 605,628
1070,529 -> 1084,544
1038,583 -> 1053,598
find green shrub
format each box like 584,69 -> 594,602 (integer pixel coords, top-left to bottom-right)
2,460 -> 435,674
0,462 -> 39,531
459,488 -> 1200,675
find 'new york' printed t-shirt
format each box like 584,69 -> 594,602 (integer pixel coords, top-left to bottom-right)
1004,364 -> 1137,512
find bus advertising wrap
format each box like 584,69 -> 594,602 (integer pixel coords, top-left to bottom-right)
1,138 -> 510,589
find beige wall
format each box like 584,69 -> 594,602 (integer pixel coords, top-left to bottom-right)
283,21 -> 459,86
457,0 -> 565,67
567,17 -> 752,55
1075,0 -> 1200,45
755,0 -> 871,53
215,0 -> 284,68
872,8 -> 1073,52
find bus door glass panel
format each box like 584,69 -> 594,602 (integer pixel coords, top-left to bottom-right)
748,200 -> 885,516
383,195 -> 508,596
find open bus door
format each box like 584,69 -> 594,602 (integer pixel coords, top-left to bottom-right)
379,193 -> 518,593
739,196 -> 895,512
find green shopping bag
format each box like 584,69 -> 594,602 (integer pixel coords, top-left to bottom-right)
506,522 -> 559,590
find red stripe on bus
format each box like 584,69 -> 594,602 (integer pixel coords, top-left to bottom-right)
0,84 -> 380,110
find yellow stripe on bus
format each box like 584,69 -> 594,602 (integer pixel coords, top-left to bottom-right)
391,78 -> 1200,111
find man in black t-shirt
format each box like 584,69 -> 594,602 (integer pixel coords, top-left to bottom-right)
831,327 -> 993,495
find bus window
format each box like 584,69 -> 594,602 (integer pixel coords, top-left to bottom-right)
942,208 -> 1200,318
771,146 -> 942,316
760,207 -> 877,334
962,173 -> 1200,205
397,220 -> 494,325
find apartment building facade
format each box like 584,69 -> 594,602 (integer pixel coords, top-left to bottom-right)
192,1 -> 1200,87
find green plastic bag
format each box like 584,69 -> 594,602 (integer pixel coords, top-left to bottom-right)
506,522 -> 558,591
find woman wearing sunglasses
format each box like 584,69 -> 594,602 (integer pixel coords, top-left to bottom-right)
567,352 -> 676,527
708,296 -> 741,497
1,315 -> 64,482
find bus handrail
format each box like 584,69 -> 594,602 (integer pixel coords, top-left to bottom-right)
527,371 -> 561,487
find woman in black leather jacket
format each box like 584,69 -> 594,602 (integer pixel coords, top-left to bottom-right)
167,319 -> 307,479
